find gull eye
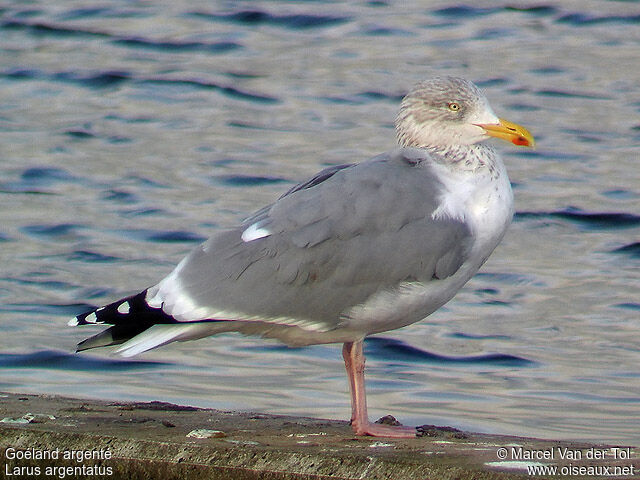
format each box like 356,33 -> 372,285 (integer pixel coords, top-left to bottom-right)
448,102 -> 461,112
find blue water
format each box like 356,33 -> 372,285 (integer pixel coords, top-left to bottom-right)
0,1 -> 638,444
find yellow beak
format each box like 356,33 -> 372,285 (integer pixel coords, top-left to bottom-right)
475,118 -> 535,147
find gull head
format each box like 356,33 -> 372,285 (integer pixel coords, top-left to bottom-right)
395,76 -> 534,149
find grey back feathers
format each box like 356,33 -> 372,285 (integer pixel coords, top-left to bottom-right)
150,148 -> 472,330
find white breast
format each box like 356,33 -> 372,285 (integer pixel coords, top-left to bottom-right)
342,158 -> 514,338
432,160 -> 514,262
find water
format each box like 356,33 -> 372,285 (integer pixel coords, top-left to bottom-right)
1,0 -> 638,444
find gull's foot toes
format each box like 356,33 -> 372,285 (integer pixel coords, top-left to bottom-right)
354,422 -> 417,438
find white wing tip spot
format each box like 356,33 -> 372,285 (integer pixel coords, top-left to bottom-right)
68,317 -> 79,327
145,288 -> 163,308
241,223 -> 271,242
117,302 -> 130,315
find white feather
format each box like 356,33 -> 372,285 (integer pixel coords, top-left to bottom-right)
145,287 -> 163,308
115,324 -> 211,357
241,222 -> 271,242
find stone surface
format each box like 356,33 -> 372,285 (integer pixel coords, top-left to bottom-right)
1,392 -> 636,479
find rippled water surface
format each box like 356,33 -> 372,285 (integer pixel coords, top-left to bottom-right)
1,0 -> 638,444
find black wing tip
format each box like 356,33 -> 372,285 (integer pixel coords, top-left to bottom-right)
71,292 -> 138,327
72,309 -> 105,327
70,289 -> 185,353
70,288 -> 178,329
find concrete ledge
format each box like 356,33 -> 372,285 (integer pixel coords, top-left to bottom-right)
1,392 -> 636,479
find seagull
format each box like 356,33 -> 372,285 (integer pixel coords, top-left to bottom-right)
70,76 -> 534,438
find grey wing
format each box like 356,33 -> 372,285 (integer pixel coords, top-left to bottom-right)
146,148 -> 473,330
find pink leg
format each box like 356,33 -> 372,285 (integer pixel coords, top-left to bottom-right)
342,341 -> 416,438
